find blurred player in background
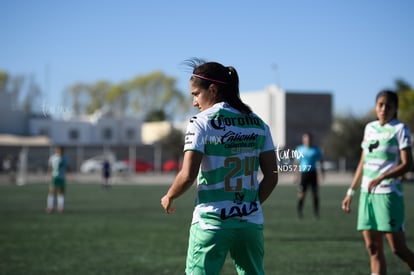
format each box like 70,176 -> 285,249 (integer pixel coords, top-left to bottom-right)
293,132 -> 324,219
46,146 -> 70,214
102,159 -> 111,189
342,90 -> 414,275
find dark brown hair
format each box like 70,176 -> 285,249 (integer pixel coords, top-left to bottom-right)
184,58 -> 252,114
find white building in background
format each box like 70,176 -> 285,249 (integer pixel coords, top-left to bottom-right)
29,110 -> 143,146
141,121 -> 173,144
240,85 -> 286,147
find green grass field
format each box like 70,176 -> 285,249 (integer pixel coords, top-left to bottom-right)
1,181 -> 414,275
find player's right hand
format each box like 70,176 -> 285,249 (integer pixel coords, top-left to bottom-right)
161,195 -> 176,214
341,196 -> 352,213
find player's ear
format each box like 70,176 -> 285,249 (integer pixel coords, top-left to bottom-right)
208,84 -> 218,97
208,83 -> 217,92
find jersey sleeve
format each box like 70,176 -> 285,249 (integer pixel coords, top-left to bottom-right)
397,123 -> 412,150
261,123 -> 275,153
361,124 -> 369,150
183,116 -> 205,153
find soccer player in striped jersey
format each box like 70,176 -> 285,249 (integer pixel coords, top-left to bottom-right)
342,90 -> 414,275
161,59 -> 278,274
46,146 -> 69,214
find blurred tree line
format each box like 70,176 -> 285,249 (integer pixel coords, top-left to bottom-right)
0,70 -> 192,122
0,71 -> 42,114
62,70 -> 192,122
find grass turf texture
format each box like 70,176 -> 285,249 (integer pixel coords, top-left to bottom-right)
1,182 -> 414,275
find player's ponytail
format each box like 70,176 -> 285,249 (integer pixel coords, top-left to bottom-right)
225,66 -> 252,114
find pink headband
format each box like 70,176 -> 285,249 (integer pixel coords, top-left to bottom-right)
192,74 -> 227,85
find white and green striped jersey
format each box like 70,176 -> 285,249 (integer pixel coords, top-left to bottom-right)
361,119 -> 412,195
48,154 -> 69,179
184,102 -> 275,230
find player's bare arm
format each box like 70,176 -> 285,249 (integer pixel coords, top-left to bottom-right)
342,152 -> 364,213
161,150 -> 202,213
258,150 -> 278,204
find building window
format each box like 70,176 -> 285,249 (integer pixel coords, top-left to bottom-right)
69,129 -> 79,140
126,128 -> 135,140
39,128 -> 49,137
102,127 -> 112,140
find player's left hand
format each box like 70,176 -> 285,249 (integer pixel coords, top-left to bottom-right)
368,177 -> 382,193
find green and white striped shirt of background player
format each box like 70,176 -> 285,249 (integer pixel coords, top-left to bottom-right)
49,153 -> 69,180
184,102 -> 275,230
361,118 -> 412,195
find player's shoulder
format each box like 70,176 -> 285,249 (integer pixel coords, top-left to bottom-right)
367,119 -> 406,128
187,112 -> 209,126
49,154 -> 58,160
389,119 -> 409,130
381,119 -> 411,137
365,120 -> 378,128
296,144 -> 304,150
188,103 -> 226,124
